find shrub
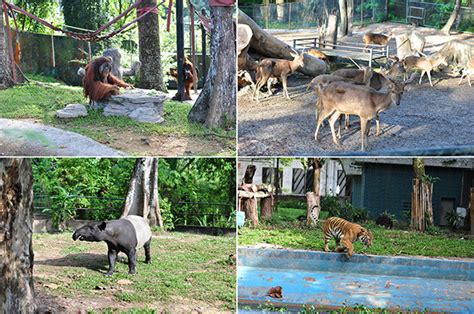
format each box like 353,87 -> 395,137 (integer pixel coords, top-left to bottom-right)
321,196 -> 368,222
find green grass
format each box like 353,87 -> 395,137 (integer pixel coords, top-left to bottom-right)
239,209 -> 474,258
34,232 -> 236,311
0,74 -> 235,153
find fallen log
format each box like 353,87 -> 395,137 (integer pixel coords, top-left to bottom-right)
238,10 -> 327,77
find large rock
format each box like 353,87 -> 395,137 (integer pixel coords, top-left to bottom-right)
92,89 -> 168,124
56,103 -> 88,119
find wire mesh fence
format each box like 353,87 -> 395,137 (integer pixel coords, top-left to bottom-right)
33,194 -> 235,228
240,0 -> 474,32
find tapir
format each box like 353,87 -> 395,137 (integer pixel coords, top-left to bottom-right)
72,215 -> 152,276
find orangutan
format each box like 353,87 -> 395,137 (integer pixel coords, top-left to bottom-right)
83,56 -> 132,102
169,56 -> 198,100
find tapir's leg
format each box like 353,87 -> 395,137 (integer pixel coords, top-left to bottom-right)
106,248 -> 118,276
144,239 -> 152,264
127,248 -> 137,275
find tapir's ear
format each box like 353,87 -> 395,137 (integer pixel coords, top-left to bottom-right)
98,221 -> 107,231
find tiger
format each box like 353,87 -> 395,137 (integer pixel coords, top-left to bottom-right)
323,217 -> 373,257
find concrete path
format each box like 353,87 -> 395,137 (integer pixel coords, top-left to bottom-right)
0,118 -> 123,157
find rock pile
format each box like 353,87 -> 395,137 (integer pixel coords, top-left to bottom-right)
91,89 -> 167,123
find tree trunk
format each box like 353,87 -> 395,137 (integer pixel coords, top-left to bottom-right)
260,197 -> 273,219
347,0 -> 354,36
276,0 -> 285,22
238,11 -> 327,76
273,158 -> 280,212
188,6 -> 236,128
307,158 -> 323,226
122,158 -> 164,229
442,0 -> 461,34
306,191 -> 320,226
326,14 -> 338,47
138,0 -> 166,91
0,159 -> 35,312
242,197 -> 258,226
338,0 -> 348,37
411,158 -> 434,231
0,5 -> 13,88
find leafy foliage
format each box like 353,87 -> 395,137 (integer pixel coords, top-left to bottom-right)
158,158 -> 236,228
32,158 -> 236,229
321,196 -> 368,222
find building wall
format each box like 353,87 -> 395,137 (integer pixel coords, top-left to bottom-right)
352,163 -> 468,225
238,159 -> 342,196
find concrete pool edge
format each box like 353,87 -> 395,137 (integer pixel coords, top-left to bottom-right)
238,246 -> 474,281
238,247 -> 474,312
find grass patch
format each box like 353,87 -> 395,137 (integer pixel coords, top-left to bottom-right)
0,74 -> 235,154
239,210 -> 474,258
34,232 -> 236,311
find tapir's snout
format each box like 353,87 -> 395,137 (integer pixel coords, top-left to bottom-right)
72,232 -> 79,241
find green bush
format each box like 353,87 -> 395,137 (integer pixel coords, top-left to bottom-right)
321,196 -> 368,222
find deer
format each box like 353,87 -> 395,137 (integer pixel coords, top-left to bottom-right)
315,79 -> 405,151
306,48 -> 328,62
458,58 -> 474,87
363,32 -> 393,51
253,52 -> 305,102
402,55 -> 448,87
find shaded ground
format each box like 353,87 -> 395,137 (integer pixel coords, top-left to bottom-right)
239,23 -> 474,156
34,232 -> 236,313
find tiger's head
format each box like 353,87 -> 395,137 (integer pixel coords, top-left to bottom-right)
358,227 -> 373,247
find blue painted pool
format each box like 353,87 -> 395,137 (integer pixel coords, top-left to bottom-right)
238,247 -> 474,312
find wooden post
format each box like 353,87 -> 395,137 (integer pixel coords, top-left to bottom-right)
189,4 -> 198,94
201,9 -> 207,81
325,14 -> 337,48
242,197 -> 258,226
176,0 -> 186,100
260,197 -> 273,219
3,1 -> 16,83
51,35 -> 56,68
470,188 -> 474,234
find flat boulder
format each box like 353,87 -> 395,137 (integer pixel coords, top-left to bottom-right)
92,89 -> 168,123
56,104 -> 88,119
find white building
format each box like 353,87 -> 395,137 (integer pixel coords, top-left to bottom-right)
238,158 -> 345,197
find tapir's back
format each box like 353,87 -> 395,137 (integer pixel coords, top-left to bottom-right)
123,215 -> 152,248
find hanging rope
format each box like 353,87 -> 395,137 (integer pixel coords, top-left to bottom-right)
2,0 -> 166,42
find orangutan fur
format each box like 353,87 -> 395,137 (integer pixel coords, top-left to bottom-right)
83,56 -> 131,102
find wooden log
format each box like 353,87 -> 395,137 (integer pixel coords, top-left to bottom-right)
396,34 -> 413,61
238,10 -> 327,76
242,197 -> 258,226
238,24 -> 252,56
260,197 -> 273,219
238,190 -> 272,199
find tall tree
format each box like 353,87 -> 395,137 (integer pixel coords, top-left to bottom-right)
188,3 -> 236,128
0,4 -> 13,88
442,0 -> 461,34
338,0 -> 348,37
0,159 -> 35,312
307,158 -> 323,226
63,0 -> 110,32
137,0 -> 166,91
122,158 -> 164,229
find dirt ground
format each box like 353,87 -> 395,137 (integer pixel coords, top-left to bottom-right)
238,23 -> 474,156
33,232 -> 235,313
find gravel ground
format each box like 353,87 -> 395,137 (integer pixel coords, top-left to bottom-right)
238,75 -> 474,156
0,118 -> 123,157
239,23 -> 474,156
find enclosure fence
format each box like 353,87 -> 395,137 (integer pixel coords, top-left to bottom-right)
240,0 -> 474,32
33,194 -> 235,228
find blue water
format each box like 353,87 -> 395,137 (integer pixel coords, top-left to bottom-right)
238,266 -> 474,312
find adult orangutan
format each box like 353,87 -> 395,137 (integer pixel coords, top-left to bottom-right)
169,56 -> 198,100
83,56 -> 132,102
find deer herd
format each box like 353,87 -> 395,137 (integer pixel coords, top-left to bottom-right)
246,31 -> 473,151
